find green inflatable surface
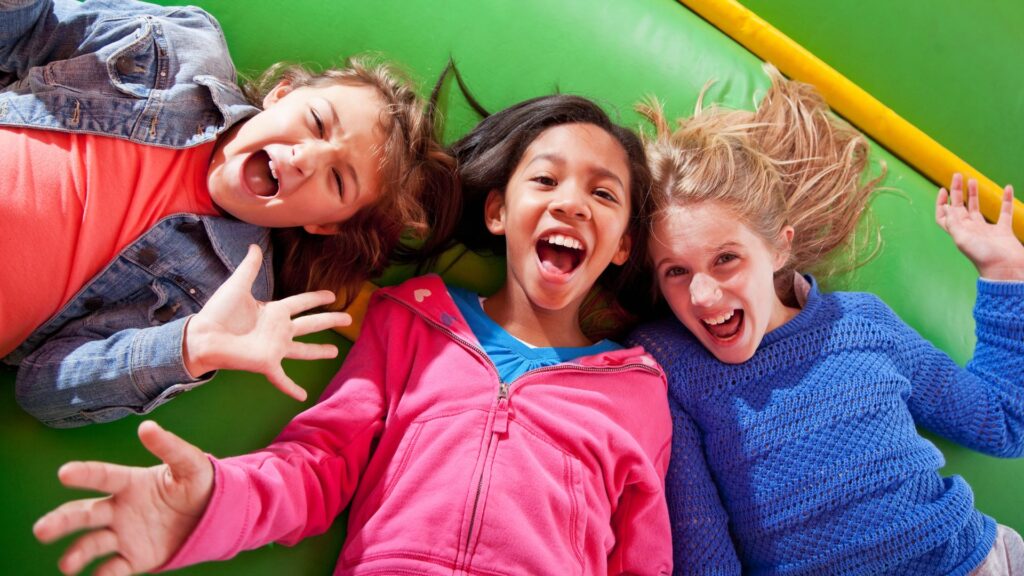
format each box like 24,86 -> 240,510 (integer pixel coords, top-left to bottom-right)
2,1 -> 1020,573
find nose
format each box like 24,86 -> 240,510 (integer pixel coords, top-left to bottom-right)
289,141 -> 335,177
690,272 -> 722,307
548,183 -> 591,221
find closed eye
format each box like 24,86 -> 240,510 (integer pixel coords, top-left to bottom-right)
311,108 -> 325,138
332,169 -> 344,199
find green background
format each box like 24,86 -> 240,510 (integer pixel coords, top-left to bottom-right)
2,0 -> 1021,573
738,0 -> 1024,200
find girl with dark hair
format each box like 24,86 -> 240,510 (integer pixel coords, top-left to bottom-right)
1,0 -> 459,427
629,66 -> 1024,575
34,94 -> 674,575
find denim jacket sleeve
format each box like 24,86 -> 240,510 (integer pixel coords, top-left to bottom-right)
15,317 -> 208,428
10,215 -> 272,428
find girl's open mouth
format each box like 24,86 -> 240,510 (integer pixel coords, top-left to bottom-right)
702,309 -> 743,341
536,233 -> 585,278
242,150 -> 279,198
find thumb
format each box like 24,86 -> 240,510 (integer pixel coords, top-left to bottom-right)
224,244 -> 264,292
138,421 -> 208,481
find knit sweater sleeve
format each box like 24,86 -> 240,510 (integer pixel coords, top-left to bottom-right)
903,279 -> 1024,458
665,394 -> 741,575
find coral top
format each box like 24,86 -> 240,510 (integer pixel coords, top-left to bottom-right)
0,127 -> 218,357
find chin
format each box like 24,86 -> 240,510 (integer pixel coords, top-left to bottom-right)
711,347 -> 756,365
689,327 -> 756,365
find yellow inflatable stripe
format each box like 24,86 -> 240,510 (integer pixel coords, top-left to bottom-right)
678,0 -> 1024,241
333,281 -> 378,341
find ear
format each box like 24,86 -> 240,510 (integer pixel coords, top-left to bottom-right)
262,80 -> 293,109
483,189 -> 507,236
303,222 -> 340,236
773,225 -> 795,271
611,232 -> 632,266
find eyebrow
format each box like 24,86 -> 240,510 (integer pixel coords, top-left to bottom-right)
652,241 -> 742,270
321,96 -> 360,202
712,241 -> 742,251
526,153 -> 626,190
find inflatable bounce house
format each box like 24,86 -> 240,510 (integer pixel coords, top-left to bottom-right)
2,0 -> 1021,572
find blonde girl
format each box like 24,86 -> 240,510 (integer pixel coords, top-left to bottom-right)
629,67 -> 1024,575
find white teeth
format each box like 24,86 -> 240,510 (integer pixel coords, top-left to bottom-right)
544,234 -> 583,251
268,159 -> 278,180
703,310 -> 735,326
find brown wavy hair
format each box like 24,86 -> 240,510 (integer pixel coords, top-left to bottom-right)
637,64 -> 882,305
242,56 -> 460,306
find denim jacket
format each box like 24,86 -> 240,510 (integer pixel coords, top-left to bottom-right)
1,0 -> 270,427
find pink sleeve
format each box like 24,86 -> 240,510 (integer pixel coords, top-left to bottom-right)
160,301 -> 395,570
607,419 -> 674,575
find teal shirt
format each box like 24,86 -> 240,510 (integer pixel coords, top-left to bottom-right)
449,286 -> 620,383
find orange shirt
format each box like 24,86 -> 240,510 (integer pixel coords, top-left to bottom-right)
0,127 -> 219,357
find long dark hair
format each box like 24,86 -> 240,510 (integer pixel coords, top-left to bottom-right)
448,94 -> 653,295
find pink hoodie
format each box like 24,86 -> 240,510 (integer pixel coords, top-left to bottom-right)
164,275 -> 673,575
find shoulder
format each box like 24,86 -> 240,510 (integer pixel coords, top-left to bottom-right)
370,274 -> 460,325
374,274 -> 449,305
823,288 -> 903,326
627,317 -> 706,373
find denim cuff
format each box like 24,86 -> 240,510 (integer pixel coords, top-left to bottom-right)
130,316 -> 212,409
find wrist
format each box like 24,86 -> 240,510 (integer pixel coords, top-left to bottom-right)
182,315 -> 216,378
979,259 -> 1024,282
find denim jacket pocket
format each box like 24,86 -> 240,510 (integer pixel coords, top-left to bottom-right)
145,279 -> 185,325
38,16 -> 156,98
105,16 -> 162,98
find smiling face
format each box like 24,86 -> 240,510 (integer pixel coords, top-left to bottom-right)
650,202 -> 797,364
207,81 -> 387,233
485,123 -> 632,319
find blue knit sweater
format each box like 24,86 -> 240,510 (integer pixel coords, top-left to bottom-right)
629,277 -> 1024,576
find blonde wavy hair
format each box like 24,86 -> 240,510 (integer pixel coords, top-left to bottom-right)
637,64 -> 881,302
243,56 -> 459,306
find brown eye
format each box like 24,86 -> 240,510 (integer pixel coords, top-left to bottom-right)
665,266 -> 689,278
716,253 -> 738,265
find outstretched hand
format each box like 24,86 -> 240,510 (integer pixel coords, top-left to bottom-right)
936,173 -> 1024,281
183,244 -> 352,401
33,421 -> 213,576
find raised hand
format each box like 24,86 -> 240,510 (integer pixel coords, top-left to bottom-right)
33,422 -> 213,576
936,173 -> 1024,281
183,244 -> 351,401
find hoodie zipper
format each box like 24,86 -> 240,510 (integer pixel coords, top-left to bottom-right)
381,292 -> 661,572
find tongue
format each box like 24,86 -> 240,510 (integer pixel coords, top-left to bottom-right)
537,243 -> 576,274
243,150 -> 278,197
706,310 -> 742,339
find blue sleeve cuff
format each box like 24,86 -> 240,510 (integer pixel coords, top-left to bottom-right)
978,277 -> 1024,295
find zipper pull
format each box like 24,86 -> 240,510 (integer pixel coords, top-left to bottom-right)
492,383 -> 509,434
